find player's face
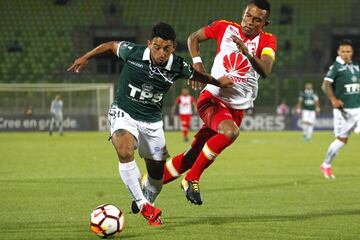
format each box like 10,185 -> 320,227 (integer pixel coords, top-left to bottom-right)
148,37 -> 176,67
338,45 -> 353,63
241,4 -> 268,38
305,83 -> 313,90
182,88 -> 189,96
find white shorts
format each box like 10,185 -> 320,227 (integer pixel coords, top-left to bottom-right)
333,108 -> 360,138
107,105 -> 169,161
51,112 -> 63,122
302,109 -> 316,125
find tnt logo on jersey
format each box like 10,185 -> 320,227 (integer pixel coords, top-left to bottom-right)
223,52 -> 251,81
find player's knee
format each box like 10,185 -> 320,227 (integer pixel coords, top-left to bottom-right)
337,137 -> 348,144
115,146 -> 134,162
221,126 -> 239,141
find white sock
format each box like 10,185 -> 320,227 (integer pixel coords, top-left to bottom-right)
118,161 -> 148,209
143,174 -> 163,204
308,125 -> 314,139
324,139 -> 345,165
302,124 -> 307,137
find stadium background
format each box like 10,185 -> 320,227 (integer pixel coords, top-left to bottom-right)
1,0 -> 360,131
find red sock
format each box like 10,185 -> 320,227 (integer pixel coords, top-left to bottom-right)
163,152 -> 188,184
183,129 -> 188,138
185,133 -> 234,181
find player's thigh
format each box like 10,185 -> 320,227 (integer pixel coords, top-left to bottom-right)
180,114 -> 191,127
108,105 -> 138,159
302,110 -> 315,124
138,122 -> 169,161
58,113 -> 63,122
333,109 -> 355,138
197,98 -> 233,132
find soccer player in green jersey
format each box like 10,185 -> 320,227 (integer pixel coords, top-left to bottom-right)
321,39 -> 360,179
67,22 -> 233,225
296,83 -> 320,141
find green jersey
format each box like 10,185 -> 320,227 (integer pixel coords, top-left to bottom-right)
299,90 -> 318,111
325,56 -> 360,108
114,42 -> 194,122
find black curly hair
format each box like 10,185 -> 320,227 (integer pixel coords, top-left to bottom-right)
151,22 -> 176,43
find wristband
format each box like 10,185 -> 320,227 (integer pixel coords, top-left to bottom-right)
192,56 -> 202,64
246,52 -> 254,60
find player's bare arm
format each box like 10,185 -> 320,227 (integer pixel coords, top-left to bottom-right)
187,28 -> 209,89
191,70 -> 234,88
67,41 -> 119,73
315,99 -> 321,114
188,28 -> 208,73
296,98 -> 303,115
322,80 -> 343,108
231,35 -> 274,78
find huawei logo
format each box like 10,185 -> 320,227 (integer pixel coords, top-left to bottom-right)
223,52 -> 250,76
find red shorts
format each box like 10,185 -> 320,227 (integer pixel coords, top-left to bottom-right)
179,114 -> 191,128
197,90 -> 244,132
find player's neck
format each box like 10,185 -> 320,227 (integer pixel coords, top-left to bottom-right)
150,55 -> 166,68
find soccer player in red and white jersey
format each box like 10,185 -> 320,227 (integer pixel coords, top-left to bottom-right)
162,0 -> 277,205
173,87 -> 196,142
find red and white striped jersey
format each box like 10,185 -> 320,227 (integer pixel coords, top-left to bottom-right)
176,95 -> 194,115
203,20 -> 277,109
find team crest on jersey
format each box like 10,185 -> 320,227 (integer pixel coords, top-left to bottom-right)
223,52 -> 251,77
142,83 -> 154,92
121,41 -> 130,49
246,42 -> 256,55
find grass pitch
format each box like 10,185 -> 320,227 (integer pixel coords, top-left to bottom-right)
0,131 -> 360,240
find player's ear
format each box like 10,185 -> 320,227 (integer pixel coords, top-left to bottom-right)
147,40 -> 152,48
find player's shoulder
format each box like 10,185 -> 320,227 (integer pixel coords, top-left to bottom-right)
120,41 -> 144,52
330,60 -> 342,69
209,19 -> 240,29
260,31 -> 277,41
172,54 -> 190,68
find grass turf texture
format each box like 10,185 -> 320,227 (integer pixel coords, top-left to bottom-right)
0,131 -> 359,240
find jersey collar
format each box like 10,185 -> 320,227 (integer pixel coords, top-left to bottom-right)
336,56 -> 351,65
142,47 -> 174,71
305,89 -> 313,94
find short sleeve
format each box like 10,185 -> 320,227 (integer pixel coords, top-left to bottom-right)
179,59 -> 194,79
176,97 -> 180,104
117,41 -> 135,61
324,65 -> 336,82
204,20 -> 224,39
259,33 -> 277,60
314,94 -> 319,101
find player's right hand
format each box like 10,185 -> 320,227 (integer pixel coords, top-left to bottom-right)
330,98 -> 343,109
217,76 -> 234,88
67,57 -> 89,73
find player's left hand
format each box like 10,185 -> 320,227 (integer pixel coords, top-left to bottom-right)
217,76 -> 234,88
